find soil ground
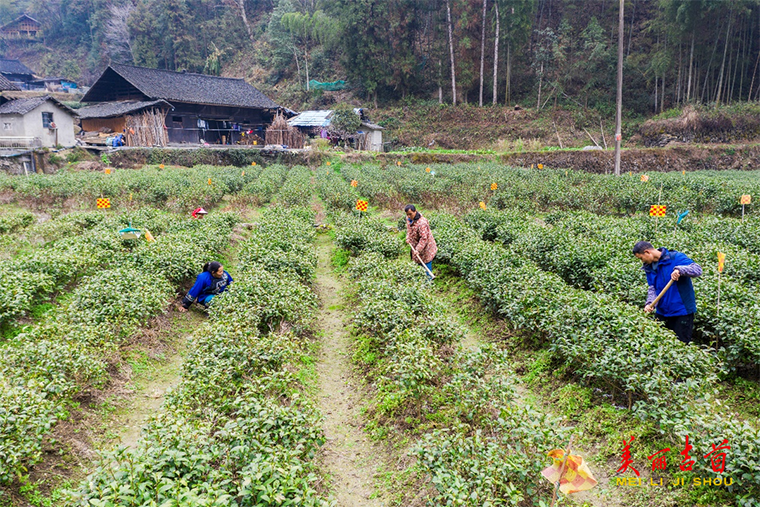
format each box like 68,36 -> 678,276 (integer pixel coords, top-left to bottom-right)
313,232 -> 386,507
1,308 -> 201,506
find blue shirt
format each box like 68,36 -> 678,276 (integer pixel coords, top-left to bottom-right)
642,248 -> 698,317
186,271 -> 232,302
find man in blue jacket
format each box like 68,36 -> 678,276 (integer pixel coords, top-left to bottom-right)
178,261 -> 232,312
633,241 -> 702,344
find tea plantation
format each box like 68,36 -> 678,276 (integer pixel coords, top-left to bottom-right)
0,163 -> 758,507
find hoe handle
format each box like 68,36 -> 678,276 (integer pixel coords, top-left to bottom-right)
651,279 -> 675,308
408,240 -> 435,279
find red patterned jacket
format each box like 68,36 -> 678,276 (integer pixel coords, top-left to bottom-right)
406,213 -> 438,264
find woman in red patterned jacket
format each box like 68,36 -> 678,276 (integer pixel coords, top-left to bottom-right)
405,204 -> 437,280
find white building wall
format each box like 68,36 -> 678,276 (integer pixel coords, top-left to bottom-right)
0,115 -> 26,136
23,102 -> 77,148
369,129 -> 383,152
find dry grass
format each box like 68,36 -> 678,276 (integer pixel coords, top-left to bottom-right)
494,137 -> 543,153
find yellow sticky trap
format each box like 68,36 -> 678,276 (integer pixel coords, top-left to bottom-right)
531,164 -> 534,169
251,161 -> 257,166
491,183 -> 497,191
242,171 -> 245,176
208,178 -> 212,185
397,161 -> 402,166
641,174 -> 649,182
104,168 -> 111,175
159,164 -> 165,169
682,170 -> 685,175
326,161 -> 331,166
144,230 -> 155,242
538,163 -> 544,169
426,167 -> 431,173
479,201 -> 486,210
128,192 -> 133,201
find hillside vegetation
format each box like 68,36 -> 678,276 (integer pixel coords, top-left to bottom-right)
3,0 -> 760,119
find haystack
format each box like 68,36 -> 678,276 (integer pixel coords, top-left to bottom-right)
265,112 -> 304,148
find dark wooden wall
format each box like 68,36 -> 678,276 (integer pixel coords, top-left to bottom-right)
165,103 -> 273,145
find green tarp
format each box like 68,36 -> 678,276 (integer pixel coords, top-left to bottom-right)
309,79 -> 347,91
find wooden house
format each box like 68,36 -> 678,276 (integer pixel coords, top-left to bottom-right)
0,58 -> 36,89
80,64 -> 286,145
1,14 -> 41,40
0,95 -> 77,148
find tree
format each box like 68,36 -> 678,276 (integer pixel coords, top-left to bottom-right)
203,42 -> 226,75
224,0 -> 254,43
446,0 -> 457,104
104,2 -> 135,64
478,0 -> 487,106
281,8 -> 338,90
329,104 -> 361,146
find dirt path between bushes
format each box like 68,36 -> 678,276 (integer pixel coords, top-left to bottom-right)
314,233 -> 386,507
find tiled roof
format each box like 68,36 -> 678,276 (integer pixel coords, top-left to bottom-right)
0,95 -> 76,115
83,64 -> 281,109
76,99 -> 172,119
0,74 -> 19,91
0,58 -> 34,76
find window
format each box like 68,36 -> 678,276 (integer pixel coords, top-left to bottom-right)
173,116 -> 183,125
42,112 -> 53,128
3,122 -> 11,130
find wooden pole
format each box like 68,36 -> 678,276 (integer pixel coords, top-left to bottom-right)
583,127 -> 600,148
407,239 -> 435,279
550,435 -> 574,507
651,278 -> 674,308
614,0 -> 624,175
655,184 -> 663,235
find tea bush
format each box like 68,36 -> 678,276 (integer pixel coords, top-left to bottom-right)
334,213 -> 404,258
0,210 -> 239,484
432,211 -> 760,504
74,192 -> 327,507
337,220 -> 564,505
0,211 -> 34,234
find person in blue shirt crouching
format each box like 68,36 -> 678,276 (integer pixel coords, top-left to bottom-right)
633,241 -> 702,344
178,261 -> 232,312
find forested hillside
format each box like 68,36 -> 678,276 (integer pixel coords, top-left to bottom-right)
2,0 -> 759,115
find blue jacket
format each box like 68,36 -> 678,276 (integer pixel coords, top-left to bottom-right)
182,270 -> 232,308
642,248 -> 700,317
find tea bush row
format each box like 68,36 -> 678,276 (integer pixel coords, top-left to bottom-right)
74,207 -> 327,506
338,163 -> 760,217
0,213 -> 238,484
467,209 -> 760,369
0,165 -> 260,212
333,209 -> 565,505
0,209 -> 234,326
430,213 -> 760,504
275,166 -> 313,207
0,211 -> 34,234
